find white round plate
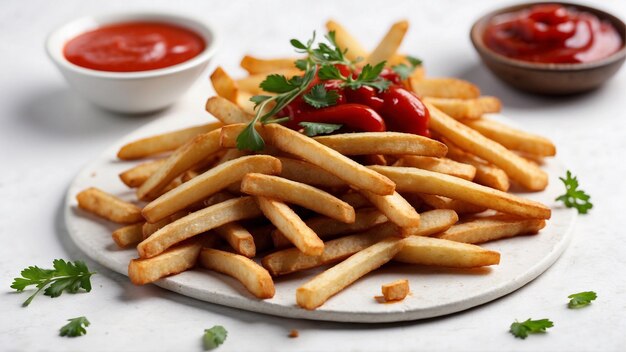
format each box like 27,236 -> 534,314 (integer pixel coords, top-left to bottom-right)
64,113 -> 576,323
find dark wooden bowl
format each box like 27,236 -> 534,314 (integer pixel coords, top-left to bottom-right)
470,2 -> 626,95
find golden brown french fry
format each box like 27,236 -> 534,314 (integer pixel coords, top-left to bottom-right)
137,129 -> 222,201
296,237 -> 405,310
235,90 -> 257,115
314,132 -> 447,157
366,20 -> 409,65
394,236 -> 500,267
264,209 -> 457,276
381,279 -> 409,302
214,223 -> 256,258
359,190 -> 420,229
119,159 -> 167,188
265,124 -> 395,195
236,69 -> 301,95
215,148 -> 249,166
395,156 -> 476,181
271,208 -> 387,248
112,223 -> 144,248
210,66 -> 238,103
277,157 -> 346,188
418,194 -> 487,214
240,55 -> 297,74
117,123 -> 222,161
436,215 -> 546,244
76,187 -> 143,224
199,248 -> 275,299
426,103 -> 547,191
463,118 -> 556,157
325,20 -> 368,61
257,197 -> 324,256
443,139 -> 510,191
142,211 -> 187,240
138,197 -> 262,258
129,238 -> 203,285
410,78 -> 480,99
205,96 -> 252,124
241,173 -> 355,223
423,97 -> 501,120
142,155 -> 281,223
369,166 -> 551,219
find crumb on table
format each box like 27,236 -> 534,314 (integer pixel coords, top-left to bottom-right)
288,329 -> 299,338
381,279 -> 410,302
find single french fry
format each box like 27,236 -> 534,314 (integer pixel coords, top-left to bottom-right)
257,197 -> 324,256
210,66 -> 238,103
325,20 -> 368,62
119,159 -> 167,188
396,156 -> 476,181
426,103 -> 547,191
129,238 -> 203,285
271,208 -> 387,248
443,139 -> 510,191
313,132 -> 447,156
366,20 -> 409,65
236,69 -> 301,95
463,118 -> 556,157
436,215 -> 546,244
381,279 -> 409,302
423,97 -> 501,120
214,222 -> 256,258
394,236 -> 501,267
277,157 -> 346,188
410,78 -> 480,99
205,96 -> 252,124
296,237 -> 405,310
264,209 -> 457,276
137,129 -> 222,201
369,166 -> 551,219
241,173 -> 355,223
418,194 -> 487,214
359,190 -> 420,229
235,90 -> 257,115
76,187 -> 143,224
117,123 -> 222,161
240,55 -> 297,74
142,155 -> 281,223
112,223 -> 144,248
142,211 -> 187,240
199,248 -> 275,299
137,197 -> 262,258
265,124 -> 395,195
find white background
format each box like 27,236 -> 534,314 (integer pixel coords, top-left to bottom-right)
1,0 -> 626,351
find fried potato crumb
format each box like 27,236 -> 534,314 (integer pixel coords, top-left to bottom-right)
381,279 -> 410,302
288,329 -> 299,338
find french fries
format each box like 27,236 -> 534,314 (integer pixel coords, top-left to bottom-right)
277,157 -> 346,188
314,132 -> 447,157
240,55 -> 297,74
129,238 -> 203,285
443,139 -> 510,191
365,20 -> 409,65
381,279 -> 409,302
119,159 -> 167,188
418,194 -> 487,214
325,20 -> 368,61
410,78 -> 481,99
395,156 -> 476,181
395,236 -> 501,267
214,223 -> 256,258
112,223 -> 144,248
359,190 -> 420,229
76,187 -> 143,224
436,215 -> 546,244
236,69 -> 301,95
199,248 -> 275,299
205,96 -> 252,125
210,66 -> 238,103
423,97 -> 501,120
296,237 -> 405,310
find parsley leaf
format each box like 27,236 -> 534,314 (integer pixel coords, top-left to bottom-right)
318,65 -> 344,80
259,74 -> 298,93
303,84 -> 339,108
60,316 -> 90,337
568,291 -> 597,308
11,259 -> 95,307
509,318 -> 554,339
345,62 -> 391,92
236,123 -> 265,151
203,325 -> 227,350
555,170 -> 593,214
299,122 -> 342,137
392,55 -> 423,80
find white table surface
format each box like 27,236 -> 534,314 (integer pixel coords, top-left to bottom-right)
1,0 -> 625,351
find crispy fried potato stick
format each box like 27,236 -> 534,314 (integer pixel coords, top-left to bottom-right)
313,132 -> 447,156
410,78 -> 481,99
119,159 -> 167,188
395,156 -> 476,181
129,238 -> 203,285
205,96 -> 253,124
214,222 -> 256,258
241,173 -> 355,223
426,103 -> 548,191
277,157 -> 346,188
112,223 -> 144,248
138,197 -> 262,258
443,139 -> 510,191
423,97 -> 501,120
436,214 -> 546,244
142,211 -> 187,239
76,187 -> 143,224
199,248 -> 275,299
418,194 -> 486,214
358,190 -> 420,228
395,236 -> 501,267
142,155 -> 281,223
325,20 -> 369,62
236,69 -> 301,95
240,55 -> 298,74
366,20 -> 409,65
117,123 -> 222,161
210,66 -> 238,103
296,237 -> 405,310
257,197 -> 324,256
369,166 -> 551,219
381,279 -> 409,302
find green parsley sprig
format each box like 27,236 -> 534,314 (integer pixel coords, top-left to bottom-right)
299,122 -> 343,137
568,291 -> 597,308
509,318 -> 554,339
60,316 -> 90,337
11,259 -> 95,307
555,170 -> 592,214
392,56 -> 423,80
203,325 -> 228,350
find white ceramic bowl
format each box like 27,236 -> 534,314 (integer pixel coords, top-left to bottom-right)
46,13 -> 219,114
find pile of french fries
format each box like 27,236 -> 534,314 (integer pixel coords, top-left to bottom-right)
76,20 -> 555,310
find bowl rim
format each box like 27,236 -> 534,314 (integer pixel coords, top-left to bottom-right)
470,1 -> 626,72
45,11 -> 220,80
